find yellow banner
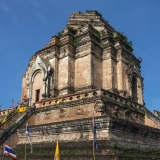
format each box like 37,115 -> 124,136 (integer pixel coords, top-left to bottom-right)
17,106 -> 27,113
1,116 -> 6,124
54,140 -> 60,160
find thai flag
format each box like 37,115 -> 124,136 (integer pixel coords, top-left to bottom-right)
26,123 -> 32,153
92,117 -> 98,150
10,106 -> 13,109
4,144 -> 17,159
17,100 -> 20,105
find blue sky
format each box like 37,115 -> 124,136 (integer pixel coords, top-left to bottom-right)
0,0 -> 160,112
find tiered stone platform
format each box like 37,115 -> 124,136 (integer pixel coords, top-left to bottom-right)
14,140 -> 160,160
14,116 -> 160,159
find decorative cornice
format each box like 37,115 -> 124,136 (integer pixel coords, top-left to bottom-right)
36,96 -> 101,113
101,89 -> 145,114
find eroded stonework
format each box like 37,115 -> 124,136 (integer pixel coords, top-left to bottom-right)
13,11 -> 160,159
22,11 -> 144,106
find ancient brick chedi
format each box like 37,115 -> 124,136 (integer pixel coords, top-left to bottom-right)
3,11 -> 160,159
22,11 -> 144,122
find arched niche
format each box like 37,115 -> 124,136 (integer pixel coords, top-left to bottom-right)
131,75 -> 138,102
31,70 -> 43,103
26,55 -> 53,102
27,55 -> 50,84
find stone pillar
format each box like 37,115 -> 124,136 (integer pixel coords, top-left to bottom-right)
117,60 -> 125,94
137,78 -> 143,105
42,78 -> 47,99
58,44 -> 75,95
91,47 -> 102,89
75,54 -> 91,91
29,82 -> 33,102
27,84 -> 30,105
27,85 -> 29,98
102,46 -> 117,92
21,75 -> 27,101
56,31 -> 75,95
49,48 -> 59,96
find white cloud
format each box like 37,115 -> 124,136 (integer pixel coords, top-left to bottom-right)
0,1 -> 17,24
36,12 -> 45,23
28,0 -> 46,23
28,0 -> 39,8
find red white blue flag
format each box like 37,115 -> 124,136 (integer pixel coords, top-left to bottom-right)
92,117 -> 98,150
4,144 -> 17,159
17,100 -> 20,105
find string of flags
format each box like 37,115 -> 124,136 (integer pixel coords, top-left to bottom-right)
0,97 -> 32,124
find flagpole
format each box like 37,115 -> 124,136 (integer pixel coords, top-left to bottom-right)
25,135 -> 27,160
2,141 -> 6,160
93,138 -> 95,160
2,145 -> 4,160
2,152 -> 4,160
92,115 -> 96,160
53,140 -> 56,160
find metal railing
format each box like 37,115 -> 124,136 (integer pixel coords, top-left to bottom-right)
0,105 -> 35,145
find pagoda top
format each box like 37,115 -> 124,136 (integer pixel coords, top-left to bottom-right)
67,10 -> 115,32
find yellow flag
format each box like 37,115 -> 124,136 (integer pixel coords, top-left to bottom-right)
1,116 -> 6,124
6,109 -> 9,114
17,105 -> 20,111
54,140 -> 60,160
17,106 -> 27,113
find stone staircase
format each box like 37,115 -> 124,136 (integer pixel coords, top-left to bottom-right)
0,107 -> 19,131
0,105 -> 35,144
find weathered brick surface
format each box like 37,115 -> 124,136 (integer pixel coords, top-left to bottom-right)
14,117 -> 160,159
92,56 -> 102,88
22,11 -> 145,107
145,109 -> 160,129
2,11 -> 159,160
75,55 -> 91,89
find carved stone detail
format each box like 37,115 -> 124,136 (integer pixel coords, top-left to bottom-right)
45,111 -> 51,115
112,106 -> 119,117
44,115 -> 50,120
59,108 -> 66,118
124,109 -> 131,119
94,100 -> 105,113
76,108 -> 84,115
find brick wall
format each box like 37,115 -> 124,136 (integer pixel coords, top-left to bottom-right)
145,108 -> 160,129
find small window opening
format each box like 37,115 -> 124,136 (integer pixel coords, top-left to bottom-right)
35,89 -> 40,102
